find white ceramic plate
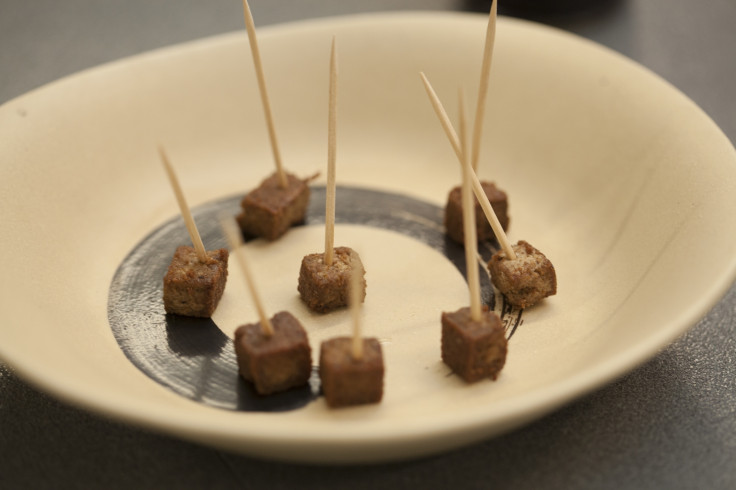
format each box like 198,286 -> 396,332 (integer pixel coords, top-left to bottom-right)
1,12 -> 735,464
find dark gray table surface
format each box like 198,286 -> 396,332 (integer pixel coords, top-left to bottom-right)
2,1 -> 735,488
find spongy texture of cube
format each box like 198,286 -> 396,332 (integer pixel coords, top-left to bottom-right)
237,172 -> 310,240
488,240 -> 556,308
319,337 -> 384,408
298,247 -> 366,313
441,306 -> 507,383
234,311 -> 312,395
163,246 -> 229,317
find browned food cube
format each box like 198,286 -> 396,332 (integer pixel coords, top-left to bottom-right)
297,247 -> 366,313
441,306 -> 507,383
233,311 -> 312,395
444,180 -> 509,244
487,240 -> 557,309
236,171 -> 310,241
319,337 -> 384,408
163,245 -> 229,317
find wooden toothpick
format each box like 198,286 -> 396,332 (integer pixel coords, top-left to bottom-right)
241,0 -> 287,188
158,146 -> 208,263
459,91 -> 482,322
221,217 -> 274,337
350,255 -> 363,360
419,73 -> 516,260
324,36 -> 338,266
471,0 -> 497,173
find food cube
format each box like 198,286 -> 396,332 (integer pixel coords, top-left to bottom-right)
234,311 -> 312,395
163,245 -> 229,317
237,172 -> 310,241
319,337 -> 384,408
487,240 -> 557,308
441,306 -> 507,382
444,180 -> 509,244
297,247 -> 366,313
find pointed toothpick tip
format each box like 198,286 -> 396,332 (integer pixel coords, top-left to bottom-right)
471,0 -> 499,173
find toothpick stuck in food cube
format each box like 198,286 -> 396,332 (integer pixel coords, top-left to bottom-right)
222,218 -> 313,395
298,38 -> 366,313
419,2 -> 512,246
419,73 -> 515,259
159,146 -> 229,318
438,96 -> 508,383
319,259 -> 384,408
236,0 -> 312,240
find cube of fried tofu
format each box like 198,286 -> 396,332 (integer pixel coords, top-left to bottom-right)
319,337 -> 384,408
236,171 -> 310,241
487,240 -> 557,309
441,306 -> 507,383
233,311 -> 312,395
444,180 -> 509,244
297,247 -> 366,313
163,245 -> 229,317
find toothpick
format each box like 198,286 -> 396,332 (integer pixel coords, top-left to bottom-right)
158,146 -> 208,263
324,37 -> 338,266
241,0 -> 287,188
419,73 -> 516,260
221,217 -> 274,337
459,91 -> 482,322
471,0 -> 497,173
349,255 -> 363,360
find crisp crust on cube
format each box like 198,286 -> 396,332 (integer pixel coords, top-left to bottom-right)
236,172 -> 310,241
297,247 -> 366,313
445,181 -> 509,244
488,240 -> 557,309
233,311 -> 312,395
319,337 -> 384,408
441,306 -> 507,383
163,245 -> 229,317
